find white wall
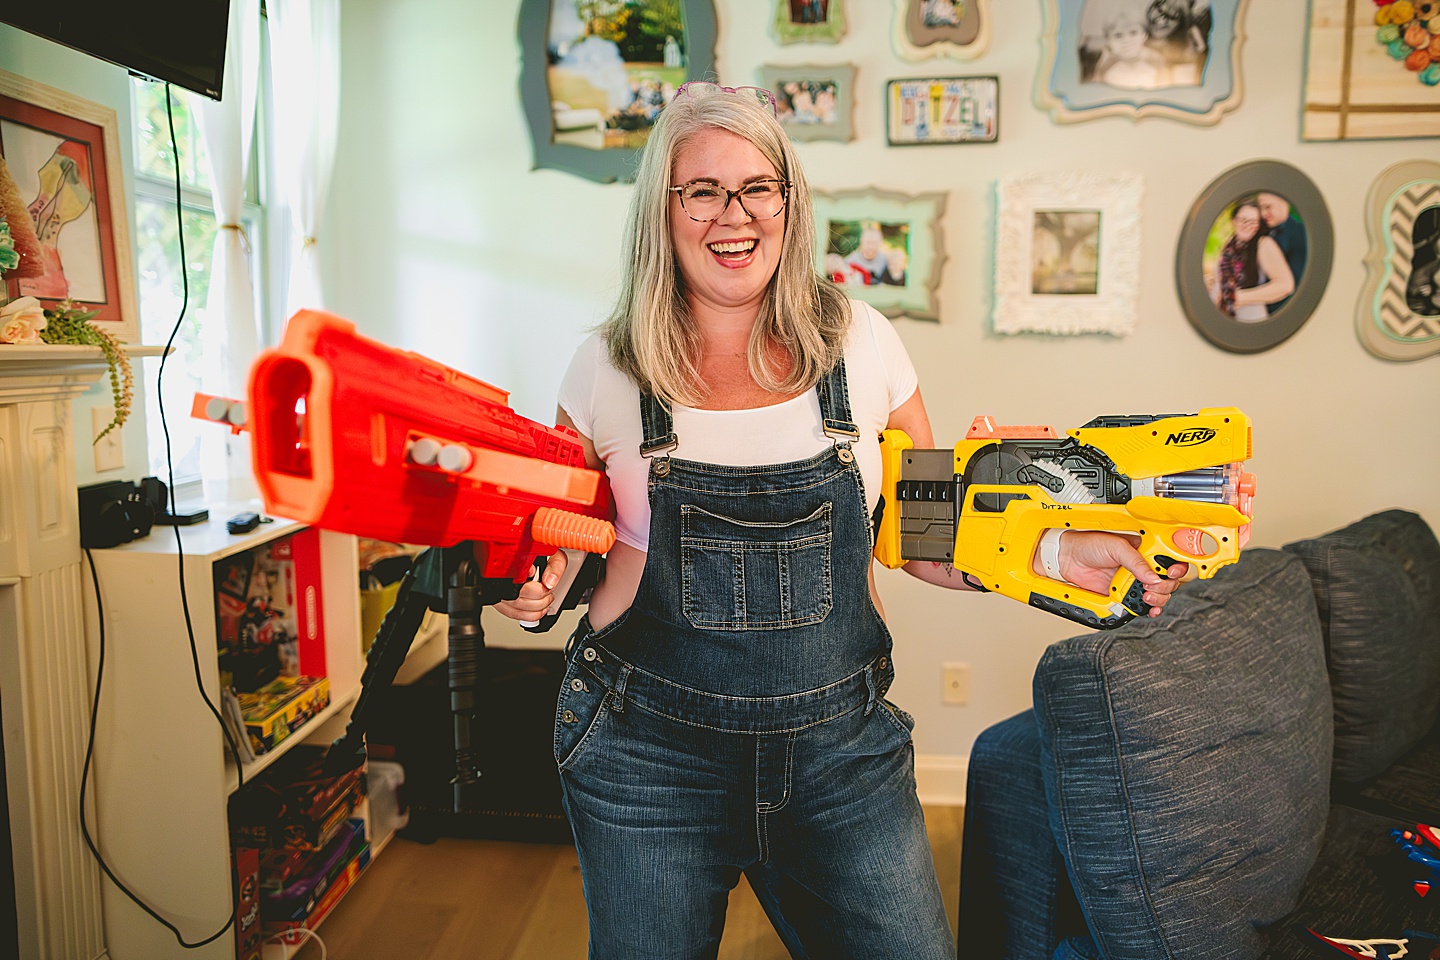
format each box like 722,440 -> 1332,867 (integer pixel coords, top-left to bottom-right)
322,0 -> 1440,763
0,26 -> 151,488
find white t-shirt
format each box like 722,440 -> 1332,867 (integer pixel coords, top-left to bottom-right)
558,299 -> 919,552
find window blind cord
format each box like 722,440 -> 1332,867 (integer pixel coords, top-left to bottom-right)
74,81 -> 245,950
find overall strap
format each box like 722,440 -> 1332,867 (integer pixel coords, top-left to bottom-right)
816,357 -> 860,443
636,356 -> 857,456
638,392 -> 678,458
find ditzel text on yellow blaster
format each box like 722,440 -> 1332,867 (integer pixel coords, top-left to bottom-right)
874,408 -> 1256,629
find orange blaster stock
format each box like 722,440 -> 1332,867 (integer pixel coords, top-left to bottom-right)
196,308 -> 615,581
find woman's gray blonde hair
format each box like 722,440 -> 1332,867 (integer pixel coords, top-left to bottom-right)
599,83 -> 851,407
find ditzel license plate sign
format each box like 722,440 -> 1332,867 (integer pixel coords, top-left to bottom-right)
887,77 -> 998,145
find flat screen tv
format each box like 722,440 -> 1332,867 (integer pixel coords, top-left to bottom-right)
1,2 -> 231,101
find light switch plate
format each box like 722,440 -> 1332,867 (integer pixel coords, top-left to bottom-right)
92,406 -> 124,473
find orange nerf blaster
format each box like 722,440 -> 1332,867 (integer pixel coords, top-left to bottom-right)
874,409 -> 1255,629
194,308 -> 615,587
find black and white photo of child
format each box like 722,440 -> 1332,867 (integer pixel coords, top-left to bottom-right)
1078,0 -> 1212,90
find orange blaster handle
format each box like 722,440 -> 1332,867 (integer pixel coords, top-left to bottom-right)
246,309 -> 614,581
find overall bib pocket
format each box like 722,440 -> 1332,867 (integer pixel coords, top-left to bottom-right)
679,502 -> 834,631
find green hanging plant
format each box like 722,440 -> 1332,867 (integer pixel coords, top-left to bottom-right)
40,300 -> 134,443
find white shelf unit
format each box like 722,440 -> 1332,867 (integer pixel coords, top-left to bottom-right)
85,505 -> 365,960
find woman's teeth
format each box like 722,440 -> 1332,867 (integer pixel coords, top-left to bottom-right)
708,239 -> 756,258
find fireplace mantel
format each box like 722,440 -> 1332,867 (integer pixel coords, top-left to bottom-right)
0,343 -> 167,404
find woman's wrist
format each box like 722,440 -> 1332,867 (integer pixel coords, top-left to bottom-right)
1037,528 -> 1066,582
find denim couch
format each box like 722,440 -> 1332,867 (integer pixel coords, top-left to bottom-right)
957,510 -> 1440,960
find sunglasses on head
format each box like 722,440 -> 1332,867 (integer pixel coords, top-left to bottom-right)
673,81 -> 779,117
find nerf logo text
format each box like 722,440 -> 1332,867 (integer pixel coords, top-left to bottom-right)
1165,427 -> 1216,447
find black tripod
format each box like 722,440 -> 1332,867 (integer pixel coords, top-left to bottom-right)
321,543 -> 517,810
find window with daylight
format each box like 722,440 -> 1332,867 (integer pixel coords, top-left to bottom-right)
130,44 -> 285,490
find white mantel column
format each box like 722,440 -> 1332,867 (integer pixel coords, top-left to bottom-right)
1,348 -> 115,960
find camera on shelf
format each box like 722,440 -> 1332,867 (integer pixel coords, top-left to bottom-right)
77,480 -> 155,549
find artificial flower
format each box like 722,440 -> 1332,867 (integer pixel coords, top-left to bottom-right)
0,296 -> 47,344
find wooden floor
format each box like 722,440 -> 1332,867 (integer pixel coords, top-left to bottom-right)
291,805 -> 963,959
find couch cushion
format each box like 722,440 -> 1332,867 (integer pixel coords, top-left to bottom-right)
1282,510 -> 1440,785
1257,804 -> 1440,959
1034,549 -> 1332,960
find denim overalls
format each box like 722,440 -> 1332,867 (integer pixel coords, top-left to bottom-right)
554,360 -> 954,960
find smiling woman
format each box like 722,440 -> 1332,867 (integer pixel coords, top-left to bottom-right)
479,77 -> 1187,960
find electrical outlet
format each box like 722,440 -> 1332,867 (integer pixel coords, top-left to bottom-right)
942,662 -> 970,706
92,406 -> 124,473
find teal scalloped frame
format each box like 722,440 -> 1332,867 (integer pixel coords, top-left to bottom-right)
772,0 -> 846,45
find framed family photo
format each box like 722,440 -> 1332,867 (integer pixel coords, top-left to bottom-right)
814,188 -> 947,322
886,76 -> 998,145
1036,0 -> 1250,125
1175,160 -> 1334,355
0,69 -> 138,342
773,0 -> 846,44
1302,0 -> 1440,141
993,171 -> 1144,336
517,0 -> 718,183
757,64 -> 856,143
891,0 -> 991,61
1356,160 -> 1440,361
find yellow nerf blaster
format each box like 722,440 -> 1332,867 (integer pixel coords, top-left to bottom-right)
875,408 -> 1256,629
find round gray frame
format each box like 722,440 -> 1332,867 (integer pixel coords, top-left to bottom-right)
1175,159 -> 1334,354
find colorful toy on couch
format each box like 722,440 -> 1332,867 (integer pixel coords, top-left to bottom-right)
874,408 -> 1255,629
1392,823 -> 1440,897
1304,928 -> 1440,959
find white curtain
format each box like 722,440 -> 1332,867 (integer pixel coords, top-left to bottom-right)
192,0 -> 262,486
268,0 -> 342,315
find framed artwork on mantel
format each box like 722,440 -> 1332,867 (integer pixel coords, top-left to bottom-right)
517,0 -> 718,183
1036,0 -> 1250,125
0,69 -> 138,342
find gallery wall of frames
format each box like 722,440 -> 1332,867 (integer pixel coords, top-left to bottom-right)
317,0 -> 1440,762
516,0 -> 1439,357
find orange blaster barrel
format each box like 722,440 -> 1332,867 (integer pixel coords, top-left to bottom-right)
247,309 -> 614,581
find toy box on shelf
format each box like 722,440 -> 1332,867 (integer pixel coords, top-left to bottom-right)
234,844 -> 263,960
215,526 -> 328,692
231,746 -> 367,851
237,676 -> 331,757
260,819 -> 372,954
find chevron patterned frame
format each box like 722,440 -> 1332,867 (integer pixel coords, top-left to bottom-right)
1358,159 -> 1440,361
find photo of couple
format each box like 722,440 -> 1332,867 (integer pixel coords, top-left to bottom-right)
1203,191 -> 1309,323
1077,0 -> 1213,90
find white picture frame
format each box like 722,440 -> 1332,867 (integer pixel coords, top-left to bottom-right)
993,171 -> 1144,336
